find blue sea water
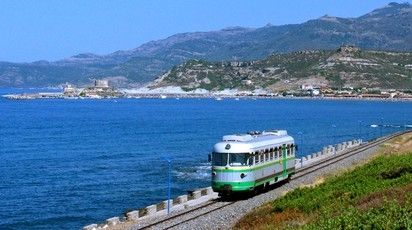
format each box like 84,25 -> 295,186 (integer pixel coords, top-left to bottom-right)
0,88 -> 411,229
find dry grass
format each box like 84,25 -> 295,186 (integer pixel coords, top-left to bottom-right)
379,132 -> 412,155
298,176 -> 325,190
234,205 -> 310,230
356,183 -> 412,211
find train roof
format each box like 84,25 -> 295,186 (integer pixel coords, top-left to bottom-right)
213,130 -> 294,153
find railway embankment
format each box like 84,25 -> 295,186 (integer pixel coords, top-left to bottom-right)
235,132 -> 412,229
83,137 -> 363,230
84,131 -> 412,229
148,131 -> 411,230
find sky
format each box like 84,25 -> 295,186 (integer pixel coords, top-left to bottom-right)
0,0 -> 407,62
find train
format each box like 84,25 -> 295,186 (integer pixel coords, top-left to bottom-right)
209,130 -> 296,196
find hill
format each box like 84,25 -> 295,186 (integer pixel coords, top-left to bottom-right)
151,46 -> 412,91
0,2 -> 411,87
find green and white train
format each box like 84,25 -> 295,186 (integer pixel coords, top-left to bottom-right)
210,130 -> 296,195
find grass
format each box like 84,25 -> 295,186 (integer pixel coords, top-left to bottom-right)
234,135 -> 412,230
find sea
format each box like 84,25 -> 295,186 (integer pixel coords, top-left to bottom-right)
0,88 -> 411,229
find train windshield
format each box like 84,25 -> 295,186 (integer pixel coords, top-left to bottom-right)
229,153 -> 248,166
212,152 -> 228,166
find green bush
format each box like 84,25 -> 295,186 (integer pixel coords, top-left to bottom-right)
271,154 -> 412,229
307,199 -> 412,230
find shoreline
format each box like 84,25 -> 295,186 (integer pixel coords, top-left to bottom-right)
3,92 -> 412,102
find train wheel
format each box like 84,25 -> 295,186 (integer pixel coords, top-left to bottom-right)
219,192 -> 231,200
251,189 -> 258,197
264,182 -> 270,191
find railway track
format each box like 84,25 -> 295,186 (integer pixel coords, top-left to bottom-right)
293,130 -> 410,179
136,130 -> 410,230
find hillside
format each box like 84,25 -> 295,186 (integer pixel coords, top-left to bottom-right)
0,2 -> 411,87
235,134 -> 412,229
151,46 -> 412,91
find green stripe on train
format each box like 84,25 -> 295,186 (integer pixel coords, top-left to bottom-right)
213,157 -> 295,173
212,169 -> 295,192
212,181 -> 255,191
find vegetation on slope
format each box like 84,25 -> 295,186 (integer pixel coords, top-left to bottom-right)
234,134 -> 412,230
154,48 -> 412,91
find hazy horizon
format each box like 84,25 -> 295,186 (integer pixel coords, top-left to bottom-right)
0,0 -> 408,62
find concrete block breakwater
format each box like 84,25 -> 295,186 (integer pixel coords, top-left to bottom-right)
83,187 -> 218,230
295,139 -> 363,169
83,139 -> 362,230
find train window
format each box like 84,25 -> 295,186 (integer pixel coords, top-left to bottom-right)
212,152 -> 228,166
278,147 -> 282,158
265,153 -> 269,162
254,155 -> 259,165
229,153 -> 248,166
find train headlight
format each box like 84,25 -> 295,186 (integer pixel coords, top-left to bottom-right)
240,173 -> 247,179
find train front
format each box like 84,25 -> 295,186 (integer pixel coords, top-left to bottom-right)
210,140 -> 253,195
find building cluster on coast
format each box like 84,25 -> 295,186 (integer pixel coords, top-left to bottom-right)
3,80 -> 123,100
283,84 -> 412,100
3,79 -> 412,100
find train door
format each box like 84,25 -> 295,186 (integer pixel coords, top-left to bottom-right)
282,144 -> 287,178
